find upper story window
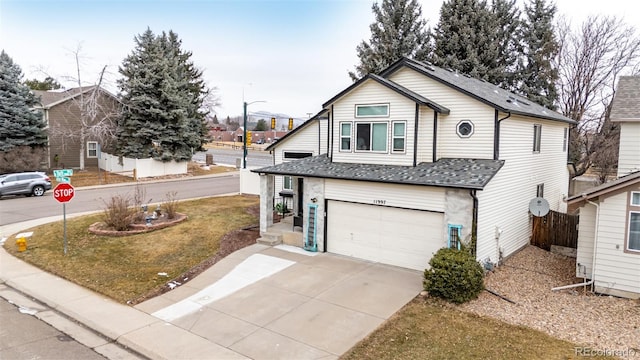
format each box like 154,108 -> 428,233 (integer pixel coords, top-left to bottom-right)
87,141 -> 98,158
627,192 -> 640,252
563,128 -> 568,152
392,121 -> 406,152
355,103 -> 389,118
356,122 -> 387,152
340,123 -> 351,151
456,120 -> 474,138
533,124 -> 542,153
283,152 -> 312,160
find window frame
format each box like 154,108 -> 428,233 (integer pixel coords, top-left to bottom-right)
533,124 -> 542,153
627,211 -> 640,253
283,175 -> 293,191
355,103 -> 390,118
631,191 -> 640,206
456,120 -> 474,138
563,128 -> 568,152
283,151 -> 313,160
340,122 -> 352,152
447,224 -> 462,250
537,183 -> 544,198
87,141 -> 98,158
355,122 -> 388,152
392,121 -> 406,153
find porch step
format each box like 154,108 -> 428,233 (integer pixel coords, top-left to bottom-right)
257,231 -> 283,246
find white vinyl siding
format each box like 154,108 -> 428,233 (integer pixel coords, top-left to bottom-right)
325,179 -> 446,212
576,203 -> 597,278
476,116 -> 569,264
331,80 -> 416,166
593,191 -> 640,296
388,67 -> 495,160
416,107 -> 435,163
272,118 -> 328,192
617,122 -> 640,177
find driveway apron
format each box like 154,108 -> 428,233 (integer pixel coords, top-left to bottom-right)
135,244 -> 423,359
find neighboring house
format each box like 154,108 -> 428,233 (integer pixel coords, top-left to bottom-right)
33,86 -> 120,169
567,76 -> 640,299
253,57 -> 575,271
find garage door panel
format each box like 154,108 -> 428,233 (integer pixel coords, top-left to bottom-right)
327,201 -> 444,271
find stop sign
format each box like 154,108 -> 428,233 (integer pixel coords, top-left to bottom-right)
53,183 -> 75,203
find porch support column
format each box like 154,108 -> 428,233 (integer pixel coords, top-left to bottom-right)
259,174 -> 274,234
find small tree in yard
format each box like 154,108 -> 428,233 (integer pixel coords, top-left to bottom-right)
102,195 -> 135,231
424,247 -> 484,304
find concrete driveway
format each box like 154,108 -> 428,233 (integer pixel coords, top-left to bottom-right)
135,244 -> 423,359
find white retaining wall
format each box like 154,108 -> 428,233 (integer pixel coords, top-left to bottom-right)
99,153 -> 187,178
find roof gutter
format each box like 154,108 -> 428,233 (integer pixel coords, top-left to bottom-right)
494,110 -> 511,160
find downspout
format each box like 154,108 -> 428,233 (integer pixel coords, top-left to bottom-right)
470,190 -> 478,257
552,197 -> 598,292
413,104 -> 419,167
494,111 -> 511,160
432,112 -> 438,163
328,105 -> 333,159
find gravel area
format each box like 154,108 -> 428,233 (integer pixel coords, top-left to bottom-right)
461,245 -> 640,353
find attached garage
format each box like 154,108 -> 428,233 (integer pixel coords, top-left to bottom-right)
326,200 -> 445,270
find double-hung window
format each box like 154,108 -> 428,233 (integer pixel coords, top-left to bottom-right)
628,192 -> 640,252
533,124 -> 542,153
340,123 -> 351,151
356,123 -> 387,152
87,141 -> 98,158
392,121 -> 406,152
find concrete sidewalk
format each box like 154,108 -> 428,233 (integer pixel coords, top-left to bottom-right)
0,224 -> 422,359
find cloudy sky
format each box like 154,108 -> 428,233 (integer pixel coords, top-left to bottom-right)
0,0 -> 635,119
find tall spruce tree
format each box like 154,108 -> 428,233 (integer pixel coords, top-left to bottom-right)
518,0 -> 559,109
432,0 -> 502,83
349,0 -> 430,81
0,50 -> 47,152
117,28 -> 209,161
491,0 -> 521,91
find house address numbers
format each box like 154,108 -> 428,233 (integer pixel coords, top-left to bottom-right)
373,199 -> 386,205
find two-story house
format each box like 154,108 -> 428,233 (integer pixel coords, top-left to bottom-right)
33,86 -> 120,169
567,76 -> 640,299
253,57 -> 575,271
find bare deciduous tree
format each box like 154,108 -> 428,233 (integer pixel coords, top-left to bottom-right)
47,44 -> 120,170
556,16 -> 640,179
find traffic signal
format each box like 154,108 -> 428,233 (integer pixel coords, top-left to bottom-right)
288,118 -> 293,130
246,131 -> 252,144
271,117 -> 276,130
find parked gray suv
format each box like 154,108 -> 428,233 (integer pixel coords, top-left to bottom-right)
0,172 -> 52,198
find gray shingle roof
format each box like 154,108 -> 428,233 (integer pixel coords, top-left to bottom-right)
381,58 -> 576,124
252,155 -> 504,190
609,76 -> 640,122
33,86 -> 97,108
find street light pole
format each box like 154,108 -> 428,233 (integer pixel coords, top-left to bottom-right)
243,101 -> 248,169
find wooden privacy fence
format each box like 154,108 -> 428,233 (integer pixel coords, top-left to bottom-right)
531,210 -> 579,250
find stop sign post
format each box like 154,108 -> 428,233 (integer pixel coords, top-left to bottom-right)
54,183 -> 75,203
53,183 -> 75,255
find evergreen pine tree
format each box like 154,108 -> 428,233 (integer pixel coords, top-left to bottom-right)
491,0 -> 522,91
117,29 -> 209,161
432,0 -> 502,84
518,0 -> 559,109
349,0 -> 430,80
0,51 -> 47,152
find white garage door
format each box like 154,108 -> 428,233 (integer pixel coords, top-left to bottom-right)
327,201 -> 444,270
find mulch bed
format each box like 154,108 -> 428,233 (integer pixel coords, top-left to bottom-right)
88,213 -> 189,236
